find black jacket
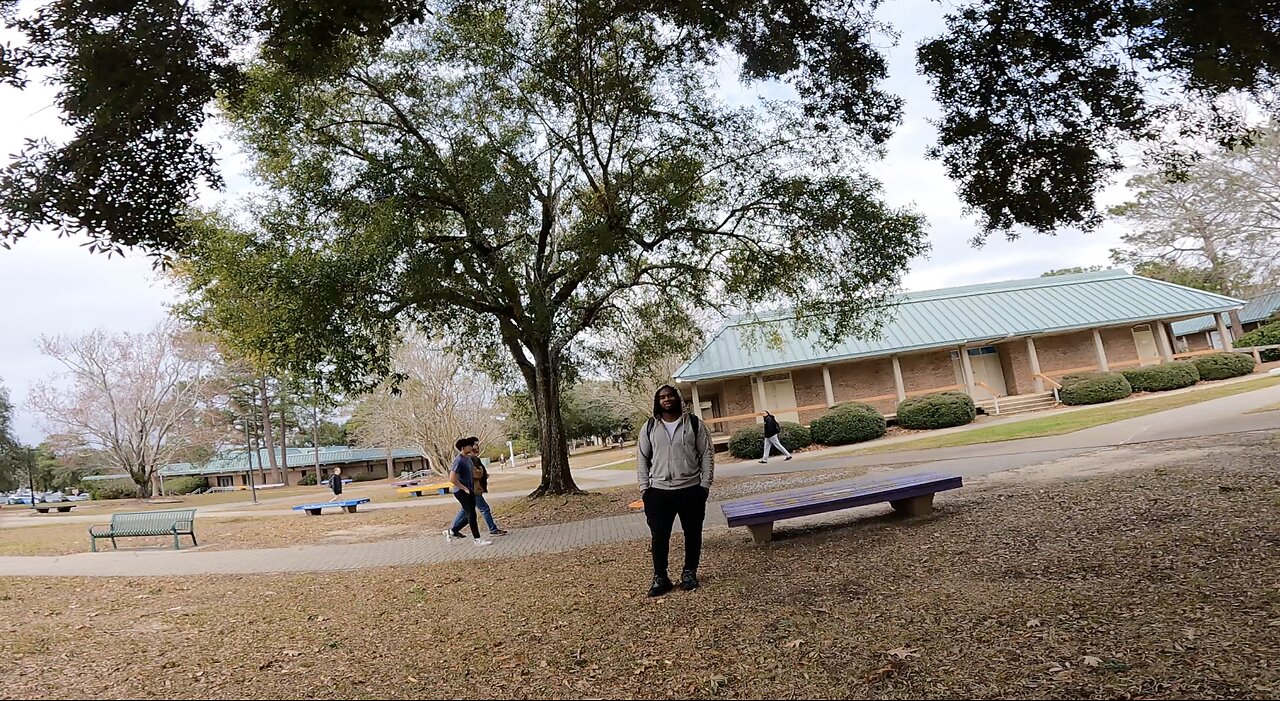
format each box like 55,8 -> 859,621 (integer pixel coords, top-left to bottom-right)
763,414 -> 780,438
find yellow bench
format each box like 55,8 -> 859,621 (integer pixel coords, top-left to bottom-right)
397,483 -> 451,497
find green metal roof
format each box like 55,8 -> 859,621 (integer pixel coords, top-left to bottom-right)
1170,289 -> 1280,336
676,269 -> 1245,382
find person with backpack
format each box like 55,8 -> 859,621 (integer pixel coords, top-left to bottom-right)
326,466 -> 345,502
759,410 -> 793,464
637,384 -> 713,597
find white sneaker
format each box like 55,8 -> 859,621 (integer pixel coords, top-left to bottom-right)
758,459 -> 767,464
443,529 -> 457,541
474,539 -> 493,547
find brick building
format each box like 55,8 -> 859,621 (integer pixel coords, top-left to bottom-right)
674,270 -> 1246,434
1171,289 -> 1280,352
158,446 -> 431,489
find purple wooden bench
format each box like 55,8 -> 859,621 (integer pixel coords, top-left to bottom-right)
720,471 -> 963,544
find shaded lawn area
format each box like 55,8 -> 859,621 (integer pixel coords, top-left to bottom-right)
845,374 -> 1280,455
1,445 -> 1276,699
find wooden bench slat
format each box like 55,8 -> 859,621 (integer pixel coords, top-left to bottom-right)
720,471 -> 963,529
721,472 -> 958,517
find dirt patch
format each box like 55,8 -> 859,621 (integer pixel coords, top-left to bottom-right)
2,437 -> 1277,699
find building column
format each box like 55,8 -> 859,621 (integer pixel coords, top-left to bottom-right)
891,356 -> 907,402
1092,329 -> 1110,372
958,346 -> 976,397
690,382 -> 702,420
821,366 -> 835,407
1153,321 -> 1174,363
1026,337 -> 1044,393
1215,312 -> 1234,351
754,374 -> 768,422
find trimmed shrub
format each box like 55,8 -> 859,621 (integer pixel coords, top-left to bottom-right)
87,480 -> 137,500
729,421 -> 812,459
895,391 -> 977,430
298,473 -> 318,486
163,476 -> 208,495
1236,320 -> 1280,362
1059,372 -> 1133,405
1192,351 -> 1256,380
1120,362 -> 1200,392
810,402 -> 887,446
351,472 -> 383,483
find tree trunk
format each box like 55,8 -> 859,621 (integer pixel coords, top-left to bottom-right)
312,404 -> 322,486
250,432 -> 267,485
527,343 -> 581,496
257,376 -> 280,483
279,404 -> 291,486
130,468 -> 153,499
1228,309 -> 1245,340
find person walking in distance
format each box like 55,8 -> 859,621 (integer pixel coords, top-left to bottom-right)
758,410 -> 793,464
637,384 -> 713,597
326,466 -> 345,502
444,437 -> 492,547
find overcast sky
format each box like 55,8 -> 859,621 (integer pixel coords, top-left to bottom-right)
0,0 -> 1134,444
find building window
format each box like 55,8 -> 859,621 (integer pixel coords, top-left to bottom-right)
368,465 -> 374,473
217,476 -> 233,488
950,346 -> 998,359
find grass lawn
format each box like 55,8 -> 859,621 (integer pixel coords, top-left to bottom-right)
1,436 -> 1275,699
0,464 -> 877,556
844,374 -> 1280,456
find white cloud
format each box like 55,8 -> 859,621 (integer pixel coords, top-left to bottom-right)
0,1 -> 1142,443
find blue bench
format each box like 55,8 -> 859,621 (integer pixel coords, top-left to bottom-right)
720,471 -> 963,544
292,498 -> 371,516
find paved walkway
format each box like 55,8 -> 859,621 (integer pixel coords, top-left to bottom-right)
2,382 -> 1278,578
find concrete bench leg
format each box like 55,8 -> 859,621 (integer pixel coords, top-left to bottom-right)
890,493 -> 935,517
344,505 -> 358,513
747,522 -> 774,545
306,508 -> 321,516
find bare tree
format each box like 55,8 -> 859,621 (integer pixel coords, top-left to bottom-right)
350,337 -> 503,475
28,321 -> 226,498
1110,127 -> 1280,298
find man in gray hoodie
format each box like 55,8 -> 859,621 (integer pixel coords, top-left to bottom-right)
637,384 -> 714,597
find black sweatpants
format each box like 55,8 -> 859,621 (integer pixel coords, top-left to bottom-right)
643,485 -> 708,577
453,491 -> 480,538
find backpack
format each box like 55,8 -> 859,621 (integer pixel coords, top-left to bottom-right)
640,413 -> 702,460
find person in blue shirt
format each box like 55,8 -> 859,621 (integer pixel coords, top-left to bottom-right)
443,437 -> 492,547
447,436 -> 509,538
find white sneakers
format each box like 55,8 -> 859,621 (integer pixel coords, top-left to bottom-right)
445,529 -> 492,547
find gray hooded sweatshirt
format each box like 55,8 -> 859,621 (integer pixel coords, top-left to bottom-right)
637,414 -> 714,491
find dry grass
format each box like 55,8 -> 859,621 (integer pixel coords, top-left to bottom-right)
0,463 -> 880,556
1,436 -> 1276,699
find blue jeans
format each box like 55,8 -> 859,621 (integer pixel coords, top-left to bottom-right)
451,493 -> 499,533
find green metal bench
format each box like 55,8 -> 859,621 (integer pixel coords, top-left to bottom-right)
89,509 -> 198,552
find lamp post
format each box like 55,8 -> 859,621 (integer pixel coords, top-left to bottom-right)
26,447 -> 37,511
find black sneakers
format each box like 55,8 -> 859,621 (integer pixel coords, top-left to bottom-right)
648,574 -> 674,597
681,570 -> 700,591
